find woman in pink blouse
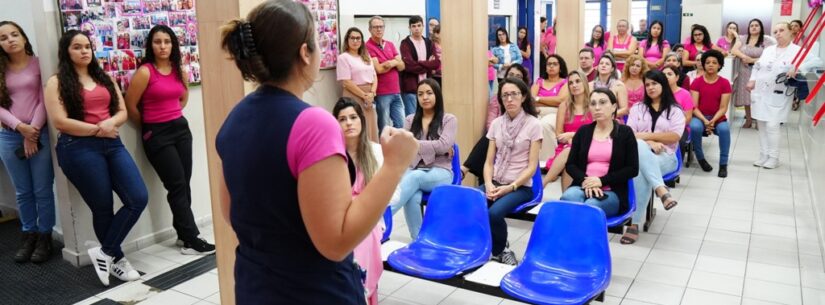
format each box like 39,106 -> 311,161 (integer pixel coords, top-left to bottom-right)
338,27 -> 379,141
482,77 -> 542,265
585,25 -> 607,63
0,21 -> 55,264
716,22 -> 739,57
333,98 -> 384,305
638,20 -> 671,69
622,55 -> 649,111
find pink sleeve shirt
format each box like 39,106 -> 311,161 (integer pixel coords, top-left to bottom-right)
486,114 -> 543,186
674,88 -> 695,114
286,107 -> 347,178
336,52 -> 376,85
627,103 -> 685,154
0,57 -> 46,129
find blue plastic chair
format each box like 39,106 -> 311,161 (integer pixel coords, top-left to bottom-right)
421,144 -> 462,202
511,164 -> 544,213
645,145 -> 683,232
501,201 -> 611,305
663,145 -> 683,185
387,185 -> 492,280
605,179 -> 636,228
381,206 -> 392,243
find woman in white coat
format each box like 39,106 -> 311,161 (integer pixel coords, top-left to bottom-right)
747,22 -> 801,169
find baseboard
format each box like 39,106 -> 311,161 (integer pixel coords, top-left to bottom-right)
61,214 -> 214,267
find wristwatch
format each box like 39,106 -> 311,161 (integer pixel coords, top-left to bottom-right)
511,184 -> 518,192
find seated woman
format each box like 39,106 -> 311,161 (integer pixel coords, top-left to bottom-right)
561,88 -> 639,217
622,70 -> 685,245
688,49 -> 731,178
531,54 -> 568,163
686,52 -> 705,84
462,64 -> 530,181
663,51 -> 691,89
663,65 -> 695,164
389,79 -> 457,240
542,70 -> 593,190
333,98 -> 383,305
590,54 -> 629,117
622,54 -> 649,110
482,77 -> 542,265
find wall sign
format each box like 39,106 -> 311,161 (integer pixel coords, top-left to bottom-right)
58,0 -> 201,91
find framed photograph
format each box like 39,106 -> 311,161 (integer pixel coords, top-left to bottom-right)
293,0 -> 339,69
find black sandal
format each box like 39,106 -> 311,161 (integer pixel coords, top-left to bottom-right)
661,192 -> 678,210
620,225 -> 639,244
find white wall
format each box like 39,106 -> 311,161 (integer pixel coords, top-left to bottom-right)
0,0 -> 213,265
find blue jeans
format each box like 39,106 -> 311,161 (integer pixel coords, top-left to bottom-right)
401,93 -> 417,116
375,94 -> 405,132
389,167 -> 453,240
632,139 -> 678,224
477,184 -> 533,256
0,128 -> 55,233
689,116 -> 730,165
55,135 -> 148,259
561,186 -> 620,217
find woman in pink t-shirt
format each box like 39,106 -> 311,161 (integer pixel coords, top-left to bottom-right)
333,98 -> 384,305
622,55 -> 649,111
125,25 -> 215,256
0,21 -> 56,264
584,25 -> 607,63
337,27 -> 379,141
716,22 -> 739,57
45,30 -> 147,286
482,78 -> 542,266
638,21 -> 671,69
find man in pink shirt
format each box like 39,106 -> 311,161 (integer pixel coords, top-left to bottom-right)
399,15 -> 440,116
366,16 -> 406,131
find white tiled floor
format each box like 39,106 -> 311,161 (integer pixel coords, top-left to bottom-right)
76,110 -> 825,305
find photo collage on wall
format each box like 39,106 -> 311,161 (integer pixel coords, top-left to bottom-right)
59,0 -> 201,91
295,0 -> 338,69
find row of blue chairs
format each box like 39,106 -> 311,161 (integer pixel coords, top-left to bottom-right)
386,185 -> 618,305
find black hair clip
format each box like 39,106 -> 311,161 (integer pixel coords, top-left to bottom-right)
237,21 -> 257,59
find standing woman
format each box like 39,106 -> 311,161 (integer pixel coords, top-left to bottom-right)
44,30 -> 147,285
717,22 -> 739,56
432,25 -> 442,85
493,28 -> 523,85
390,78 -> 456,240
483,77 -> 542,265
124,25 -> 215,255
622,70 -> 684,244
683,25 -> 716,72
585,25 -> 607,64
335,27 -> 379,141
591,54 -> 629,117
732,19 -> 774,129
607,19 -> 638,72
333,98 -> 384,305
748,22 -> 802,169
215,1 -> 417,303
622,54 -> 649,110
0,21 -> 56,263
639,21 -> 671,69
516,26 -> 532,80
690,50 -> 732,177
531,54 -> 568,162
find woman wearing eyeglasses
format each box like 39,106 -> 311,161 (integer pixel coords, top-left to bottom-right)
338,27 -> 378,142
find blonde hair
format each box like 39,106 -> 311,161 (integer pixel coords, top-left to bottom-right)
564,70 -> 592,123
622,54 -> 649,81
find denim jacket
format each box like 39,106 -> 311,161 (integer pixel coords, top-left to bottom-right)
491,43 -> 523,72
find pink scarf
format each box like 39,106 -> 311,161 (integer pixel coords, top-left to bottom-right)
494,110 -> 528,183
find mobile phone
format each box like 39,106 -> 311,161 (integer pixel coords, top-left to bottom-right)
595,193 -> 608,201
14,142 -> 43,160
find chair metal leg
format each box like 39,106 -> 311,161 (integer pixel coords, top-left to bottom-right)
644,193 -> 656,232
594,291 -> 606,303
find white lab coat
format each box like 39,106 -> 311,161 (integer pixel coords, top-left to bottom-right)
750,43 -> 801,123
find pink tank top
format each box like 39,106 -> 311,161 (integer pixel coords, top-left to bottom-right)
141,64 -> 185,123
537,79 -> 567,97
81,85 -> 112,124
563,113 -> 593,133
627,83 -> 645,109
612,35 -> 632,70
586,138 -> 613,190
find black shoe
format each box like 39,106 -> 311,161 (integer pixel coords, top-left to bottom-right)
698,159 -> 713,172
30,233 -> 53,264
718,165 -> 728,178
181,237 -> 216,255
14,232 -> 37,263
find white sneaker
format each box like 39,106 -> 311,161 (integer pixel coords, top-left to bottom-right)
762,158 -> 779,169
753,154 -> 768,167
87,246 -> 112,286
111,258 -> 141,281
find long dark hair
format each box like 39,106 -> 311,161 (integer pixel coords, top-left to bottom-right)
587,25 -> 605,48
645,20 -> 665,53
410,78 -> 445,140
333,97 -> 378,184
517,26 -> 530,51
0,21 -> 35,109
691,25 -> 712,49
141,25 -> 185,86
57,30 -> 118,121
589,88 -> 620,138
642,70 -> 678,120
495,28 -> 510,46
746,18 -> 765,47
498,77 -> 539,117
544,53 -> 568,79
